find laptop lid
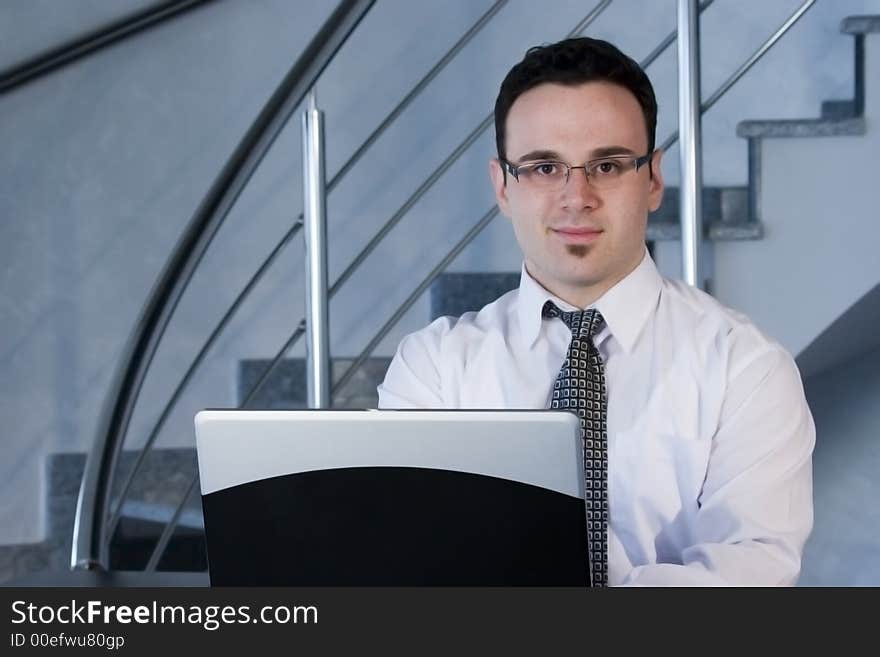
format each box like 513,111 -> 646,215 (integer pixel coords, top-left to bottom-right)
195,409 -> 588,586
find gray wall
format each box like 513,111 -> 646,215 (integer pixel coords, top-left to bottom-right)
800,344 -> 880,586
0,0 -> 877,590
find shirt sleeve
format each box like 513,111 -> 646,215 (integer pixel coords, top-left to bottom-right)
377,318 -> 453,409
621,343 -> 816,586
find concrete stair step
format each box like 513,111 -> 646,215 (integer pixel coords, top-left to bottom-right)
0,449 -> 205,582
238,357 -> 392,409
738,16 -> 874,139
737,116 -> 865,139
649,186 -> 761,241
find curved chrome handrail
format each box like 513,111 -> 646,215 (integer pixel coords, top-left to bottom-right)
0,0 -> 214,94
71,0 -> 376,571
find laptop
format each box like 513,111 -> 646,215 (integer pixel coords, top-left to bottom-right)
194,409 -> 589,586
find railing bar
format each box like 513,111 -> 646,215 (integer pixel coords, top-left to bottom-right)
333,207 -> 499,395
639,0 -> 714,70
302,90 -> 332,408
702,0 -> 815,113
240,320 -> 307,409
658,131 -> 678,155
678,0 -> 704,289
568,0 -> 613,37
658,0 -> 816,153
105,218 -> 304,537
0,0 -> 214,94
329,114 -> 493,296
144,475 -> 199,572
327,0 -> 509,190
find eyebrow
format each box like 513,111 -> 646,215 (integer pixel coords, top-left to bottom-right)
590,145 -> 638,158
514,149 -> 563,163
513,145 -> 639,163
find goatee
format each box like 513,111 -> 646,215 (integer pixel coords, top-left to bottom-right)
565,244 -> 590,258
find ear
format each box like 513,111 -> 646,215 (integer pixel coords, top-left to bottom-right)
647,148 -> 664,213
488,158 -> 511,217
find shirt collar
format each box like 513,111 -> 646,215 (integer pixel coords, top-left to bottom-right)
517,249 -> 663,353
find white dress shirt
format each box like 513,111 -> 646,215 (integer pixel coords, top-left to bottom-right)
377,251 -> 815,586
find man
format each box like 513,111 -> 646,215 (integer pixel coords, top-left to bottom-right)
378,37 -> 815,586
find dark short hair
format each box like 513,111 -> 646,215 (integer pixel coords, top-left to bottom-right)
494,37 -> 657,161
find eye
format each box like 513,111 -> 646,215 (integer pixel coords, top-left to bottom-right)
522,162 -> 563,178
593,159 -> 622,175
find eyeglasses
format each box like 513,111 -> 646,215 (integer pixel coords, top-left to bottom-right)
502,152 -> 653,192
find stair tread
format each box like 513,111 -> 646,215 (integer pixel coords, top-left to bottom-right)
841,15 -> 880,34
737,116 -> 865,138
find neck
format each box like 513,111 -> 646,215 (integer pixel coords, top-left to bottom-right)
527,253 -> 643,309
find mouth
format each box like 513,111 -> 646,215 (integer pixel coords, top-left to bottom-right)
550,226 -> 603,244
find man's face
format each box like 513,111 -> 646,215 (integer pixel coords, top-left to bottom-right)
489,81 -> 663,307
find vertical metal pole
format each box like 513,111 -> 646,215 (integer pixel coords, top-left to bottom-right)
302,89 -> 331,408
677,0 -> 704,288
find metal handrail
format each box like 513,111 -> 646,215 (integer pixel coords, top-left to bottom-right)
104,0 -> 510,538
144,475 -> 198,572
658,0 -> 817,153
678,0 -> 705,289
0,0 -> 214,94
302,90 -> 332,407
141,3 -> 614,566
71,0 -> 376,572
239,1 -> 613,408
331,0 -> 510,187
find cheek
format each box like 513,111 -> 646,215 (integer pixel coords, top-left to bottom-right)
509,191 -> 552,226
507,196 -> 541,233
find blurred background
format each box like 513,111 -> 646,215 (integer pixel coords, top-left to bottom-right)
0,0 -> 877,585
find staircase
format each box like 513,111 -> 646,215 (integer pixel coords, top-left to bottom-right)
714,16 -> 879,363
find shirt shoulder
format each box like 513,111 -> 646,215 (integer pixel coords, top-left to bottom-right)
657,277 -> 804,409
377,288 -> 519,408
660,277 -> 788,356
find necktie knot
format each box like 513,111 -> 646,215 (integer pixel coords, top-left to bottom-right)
542,301 -> 605,340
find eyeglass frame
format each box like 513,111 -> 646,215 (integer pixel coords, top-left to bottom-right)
500,151 -> 655,190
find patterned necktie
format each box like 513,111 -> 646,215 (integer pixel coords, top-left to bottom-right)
543,300 -> 608,587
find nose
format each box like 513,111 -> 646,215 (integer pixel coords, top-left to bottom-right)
561,165 -> 600,210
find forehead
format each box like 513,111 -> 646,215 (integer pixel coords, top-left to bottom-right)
505,81 -> 648,158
